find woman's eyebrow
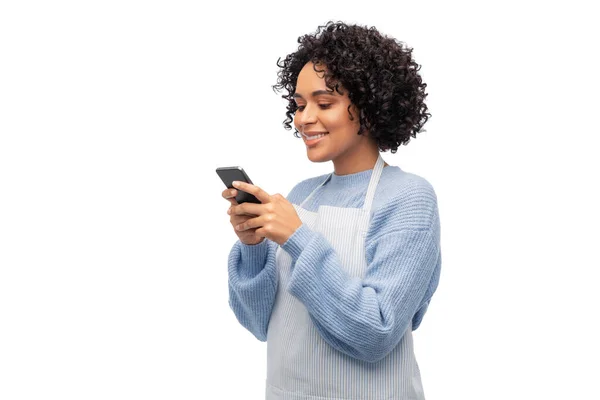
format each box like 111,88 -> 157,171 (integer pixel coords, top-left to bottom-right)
292,90 -> 336,99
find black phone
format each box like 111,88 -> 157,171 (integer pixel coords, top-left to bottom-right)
216,166 -> 261,204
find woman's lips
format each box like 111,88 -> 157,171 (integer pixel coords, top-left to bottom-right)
303,133 -> 328,147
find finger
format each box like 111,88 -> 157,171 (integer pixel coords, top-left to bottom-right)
230,202 -> 265,216
222,189 -> 239,205
235,215 -> 264,232
230,214 -> 254,224
222,188 -> 238,199
231,181 -> 271,204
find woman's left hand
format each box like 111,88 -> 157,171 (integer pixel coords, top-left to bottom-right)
227,181 -> 303,246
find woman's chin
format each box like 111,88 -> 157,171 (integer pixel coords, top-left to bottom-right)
306,149 -> 331,163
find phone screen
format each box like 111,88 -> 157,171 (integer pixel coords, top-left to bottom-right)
216,167 -> 261,204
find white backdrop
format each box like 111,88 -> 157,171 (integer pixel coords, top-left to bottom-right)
1,1 -> 599,399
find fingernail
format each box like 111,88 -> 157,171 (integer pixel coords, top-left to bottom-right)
232,181 -> 239,187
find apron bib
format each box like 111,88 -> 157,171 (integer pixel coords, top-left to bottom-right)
265,154 -> 425,400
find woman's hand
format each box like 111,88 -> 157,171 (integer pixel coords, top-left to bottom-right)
222,187 -> 265,245
227,181 -> 303,246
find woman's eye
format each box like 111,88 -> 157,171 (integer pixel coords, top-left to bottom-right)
296,104 -> 331,111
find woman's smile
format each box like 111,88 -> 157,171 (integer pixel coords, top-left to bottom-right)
303,132 -> 329,146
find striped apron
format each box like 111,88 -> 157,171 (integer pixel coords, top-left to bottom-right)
265,154 -> 425,400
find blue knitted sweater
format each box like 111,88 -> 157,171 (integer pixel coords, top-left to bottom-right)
227,165 -> 441,363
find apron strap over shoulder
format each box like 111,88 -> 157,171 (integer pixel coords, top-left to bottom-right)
362,153 -> 384,212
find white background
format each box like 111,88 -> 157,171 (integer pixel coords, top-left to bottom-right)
1,1 -> 599,399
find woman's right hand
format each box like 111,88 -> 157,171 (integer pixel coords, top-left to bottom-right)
222,188 -> 265,245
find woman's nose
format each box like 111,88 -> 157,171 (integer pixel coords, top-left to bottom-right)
296,104 -> 318,126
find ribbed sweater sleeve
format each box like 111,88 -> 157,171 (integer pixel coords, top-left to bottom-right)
228,238 -> 278,342
226,186 -> 304,342
280,184 -> 441,363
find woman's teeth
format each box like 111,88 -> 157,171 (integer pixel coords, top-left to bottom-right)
303,133 -> 327,139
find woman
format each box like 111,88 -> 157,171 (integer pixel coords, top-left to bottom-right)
222,20 -> 441,400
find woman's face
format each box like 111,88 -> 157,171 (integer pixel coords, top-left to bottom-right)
293,61 -> 374,170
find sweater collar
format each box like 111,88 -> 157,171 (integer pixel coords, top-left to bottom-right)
329,165 -> 395,188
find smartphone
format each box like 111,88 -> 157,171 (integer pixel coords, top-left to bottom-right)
216,166 -> 261,204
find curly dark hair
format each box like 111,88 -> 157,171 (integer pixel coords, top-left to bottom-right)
272,20 -> 431,153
